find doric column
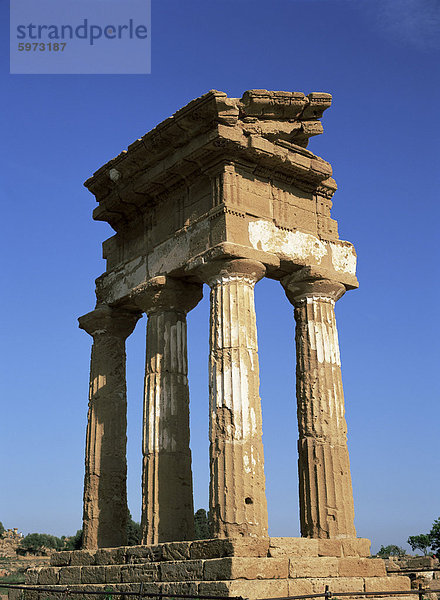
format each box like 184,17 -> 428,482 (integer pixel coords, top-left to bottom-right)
198,259 -> 268,538
78,305 -> 141,549
133,276 -> 203,544
282,270 -> 357,539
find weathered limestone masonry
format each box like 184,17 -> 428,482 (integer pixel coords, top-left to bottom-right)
198,259 -> 268,539
133,277 -> 202,544
16,89 -> 411,600
22,539 -> 414,600
78,306 -> 141,549
282,272 -> 356,539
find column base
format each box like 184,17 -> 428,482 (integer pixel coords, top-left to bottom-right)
20,538 -> 415,600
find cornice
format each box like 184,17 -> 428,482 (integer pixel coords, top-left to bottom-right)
85,89 -> 336,230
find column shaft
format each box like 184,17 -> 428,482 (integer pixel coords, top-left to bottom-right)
293,290 -> 356,538
79,306 -> 140,549
142,310 -> 194,543
203,260 -> 268,538
134,276 -> 202,544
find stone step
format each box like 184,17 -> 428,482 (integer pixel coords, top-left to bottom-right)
49,538 -> 372,568
12,576 -> 415,600
27,558 -> 400,586
50,539 -> 270,567
268,537 -> 371,558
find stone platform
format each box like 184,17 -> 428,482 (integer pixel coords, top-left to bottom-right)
17,538 -> 414,600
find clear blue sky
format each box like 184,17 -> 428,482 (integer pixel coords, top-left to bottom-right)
1,0 -> 439,554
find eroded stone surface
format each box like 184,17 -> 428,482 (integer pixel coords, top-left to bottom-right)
197,259 -> 268,539
78,306 -> 141,550
133,277 -> 202,544
27,540 -> 413,600
283,270 -> 357,540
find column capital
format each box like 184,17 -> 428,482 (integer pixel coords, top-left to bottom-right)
282,267 -> 346,305
132,276 -> 202,316
197,258 -> 266,287
78,305 -> 141,339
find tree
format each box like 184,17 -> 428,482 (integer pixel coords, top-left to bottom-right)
194,509 -> 210,540
407,534 -> 432,556
0,522 -> 5,536
18,533 -> 64,555
72,529 -> 83,550
126,515 -> 141,546
377,544 -> 406,558
429,517 -> 440,555
63,530 -> 83,551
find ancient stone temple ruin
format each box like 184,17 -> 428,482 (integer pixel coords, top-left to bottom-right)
22,90 -> 413,600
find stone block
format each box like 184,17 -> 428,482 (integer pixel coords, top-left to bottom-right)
8,589 -> 23,600
318,539 -> 343,557
229,538 -> 270,558
70,550 -> 96,566
269,537 -> 318,557
105,565 -> 123,583
38,567 -> 60,585
145,545 -> 163,562
42,591 -> 64,600
119,582 -> 160,595
289,557 -> 339,578
160,560 -> 203,581
22,590 -> 39,600
81,566 -> 107,584
199,579 -> 289,600
161,541 -> 192,561
50,551 -> 71,566
338,558 -> 386,578
190,537 -> 268,559
95,548 -> 126,566
288,579 -> 314,596
204,557 -> 288,580
364,576 -> 411,593
311,576 -> 364,593
25,568 -> 41,585
406,557 -> 435,569
125,545 -> 155,563
160,582 -> 199,596
58,566 -> 82,584
120,564 -> 160,583
74,583 -> 123,600
341,538 -> 371,557
190,538 -> 223,559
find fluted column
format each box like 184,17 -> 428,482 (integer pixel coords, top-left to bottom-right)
134,276 -> 203,544
78,305 -> 141,549
198,259 -> 268,538
283,271 -> 356,539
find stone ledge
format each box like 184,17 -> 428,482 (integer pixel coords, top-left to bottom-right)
190,538 -> 269,560
18,576 -> 414,600
198,578 -> 289,600
311,576 -> 366,593
269,537 -> 370,558
49,537 -> 372,568
338,558 -> 386,578
203,557 -> 288,581
39,554 -> 388,586
269,537 -> 318,557
364,576 -> 412,592
289,557 -> 339,578
160,560 -> 204,582
50,538 -> 270,567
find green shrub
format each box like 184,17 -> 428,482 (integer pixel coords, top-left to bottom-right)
17,533 -> 64,555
